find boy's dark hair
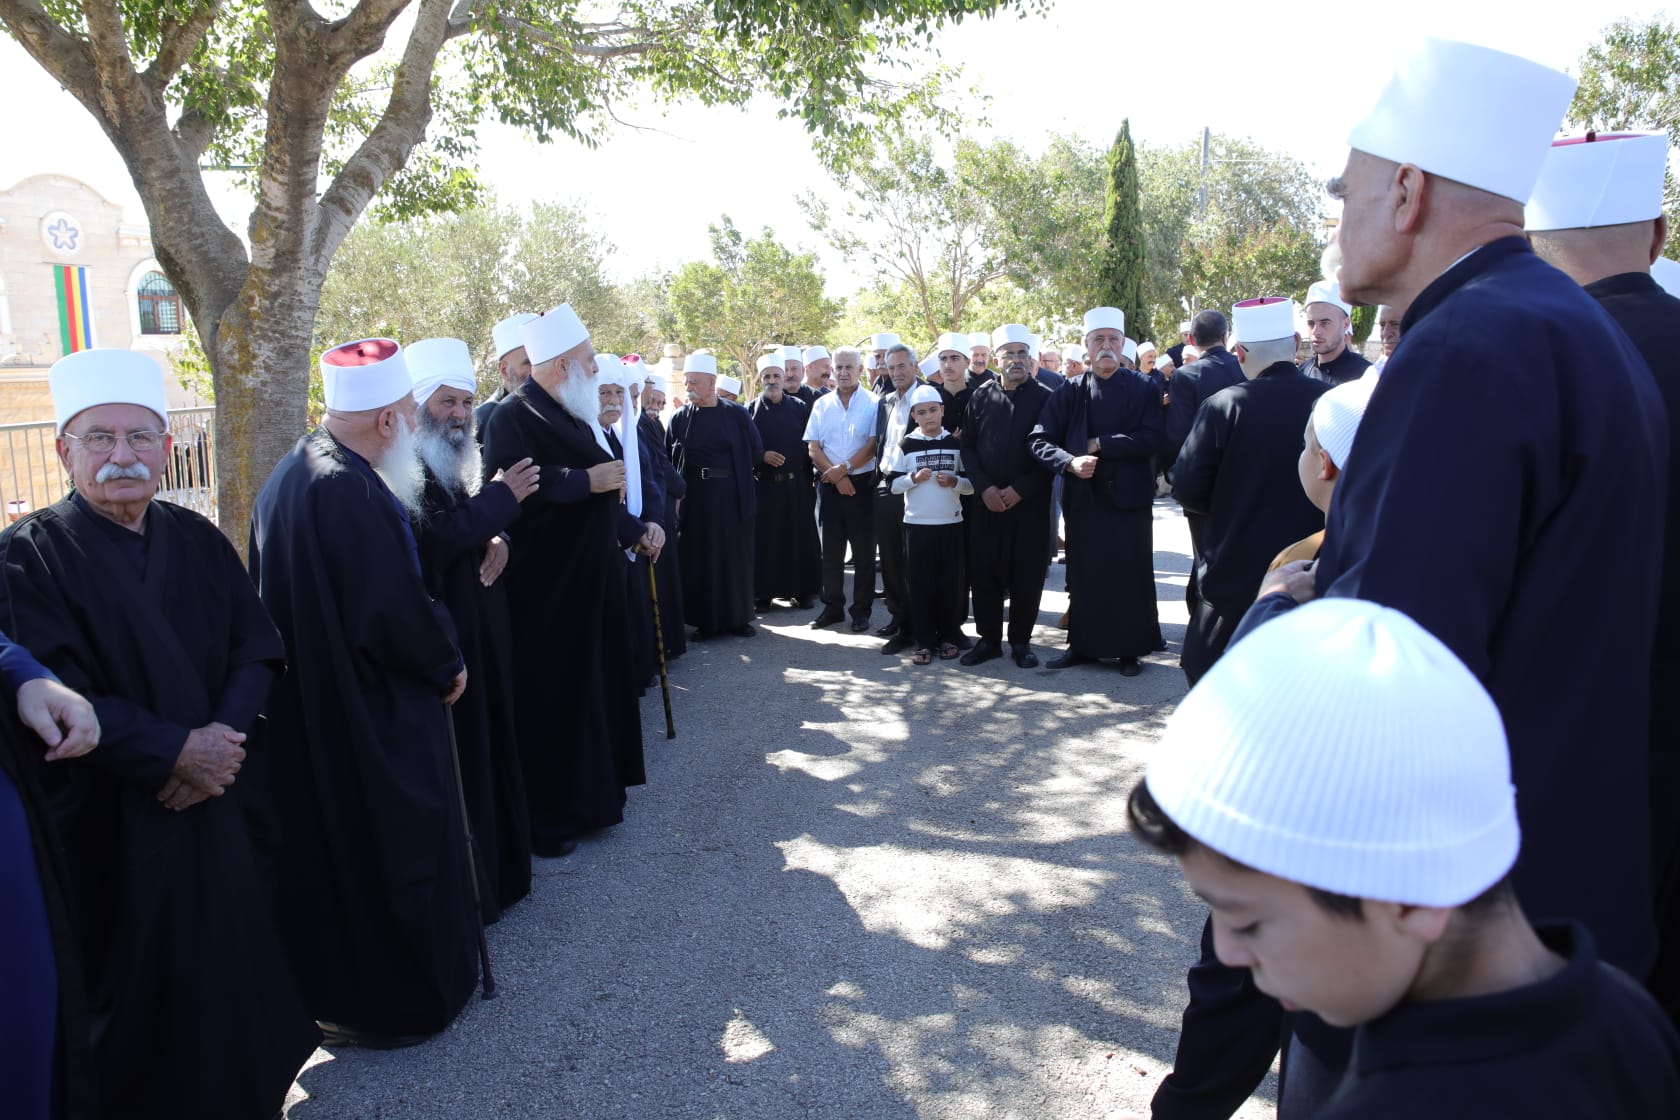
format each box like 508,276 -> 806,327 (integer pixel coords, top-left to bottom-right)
1127,777 -> 1513,920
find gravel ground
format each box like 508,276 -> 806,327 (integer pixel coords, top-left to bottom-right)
285,499 -> 1278,1119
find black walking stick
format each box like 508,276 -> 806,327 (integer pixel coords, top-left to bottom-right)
645,551 -> 677,739
442,706 -> 497,999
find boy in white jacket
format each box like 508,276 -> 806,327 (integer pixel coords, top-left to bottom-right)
890,384 -> 974,663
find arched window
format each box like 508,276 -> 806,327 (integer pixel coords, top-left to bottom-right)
136,270 -> 182,335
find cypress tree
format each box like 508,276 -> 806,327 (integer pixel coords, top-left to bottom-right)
1098,120 -> 1152,344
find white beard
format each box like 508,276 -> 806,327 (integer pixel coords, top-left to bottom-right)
555,360 -> 600,425
373,413 -> 426,518
416,422 -> 483,497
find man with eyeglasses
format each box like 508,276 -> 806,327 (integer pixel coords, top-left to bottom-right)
0,348 -> 318,1118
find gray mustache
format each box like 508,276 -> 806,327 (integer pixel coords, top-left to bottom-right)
96,462 -> 152,483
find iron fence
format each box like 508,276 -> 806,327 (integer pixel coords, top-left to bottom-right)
0,407 -> 218,526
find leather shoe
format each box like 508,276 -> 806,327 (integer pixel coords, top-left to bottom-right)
960,640 -> 1003,666
1117,656 -> 1142,677
533,839 -> 579,858
954,634 -> 972,650
875,621 -> 901,638
1046,649 -> 1092,669
810,610 -> 844,629
849,619 -> 870,632
728,624 -> 757,638
317,1022 -> 434,1050
880,634 -> 914,655
1012,645 -> 1039,669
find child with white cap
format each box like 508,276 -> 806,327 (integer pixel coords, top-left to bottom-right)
889,384 -> 973,663
1131,599 -> 1680,1116
1269,376 -> 1377,571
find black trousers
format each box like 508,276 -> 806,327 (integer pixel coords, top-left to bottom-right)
873,488 -> 909,624
904,522 -> 966,649
969,497 -> 1052,647
819,473 -> 876,621
1179,597 -> 1240,687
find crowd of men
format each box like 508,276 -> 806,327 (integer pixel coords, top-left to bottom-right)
2,30 -> 1680,1120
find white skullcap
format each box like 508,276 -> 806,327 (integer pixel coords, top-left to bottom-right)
1232,297 -> 1297,344
321,338 -> 411,412
780,345 -> 803,363
1311,376 -> 1378,467
1178,320 -> 1192,334
991,324 -> 1036,356
620,354 -> 648,387
756,353 -> 784,374
717,375 -> 743,395
1147,598 -> 1519,907
1183,346 -> 1203,363
1121,338 -> 1139,362
802,345 -> 831,364
918,355 -> 940,377
1064,343 -> 1087,363
594,353 -> 627,390
491,312 -> 537,359
870,332 -> 901,350
1136,340 -> 1158,356
50,348 -> 168,433
969,333 -> 991,351
685,353 -> 718,377
520,304 -> 589,366
408,337 -> 476,405
1653,257 -> 1680,298
907,384 -> 943,408
1083,306 -> 1126,335
1303,279 -> 1352,316
1347,36 -> 1576,203
934,331 -> 968,358
1526,132 -> 1670,232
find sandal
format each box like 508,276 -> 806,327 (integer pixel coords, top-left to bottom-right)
938,643 -> 960,660
911,648 -> 933,665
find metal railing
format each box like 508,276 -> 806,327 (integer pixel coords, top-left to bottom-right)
0,407 -> 218,526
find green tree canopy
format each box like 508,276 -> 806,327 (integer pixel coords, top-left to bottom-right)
1098,120 -> 1151,343
1569,15 -> 1680,257
668,217 -> 841,394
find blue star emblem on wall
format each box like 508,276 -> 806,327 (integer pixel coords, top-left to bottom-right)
46,217 -> 79,252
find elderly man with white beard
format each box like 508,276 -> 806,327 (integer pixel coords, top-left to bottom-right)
1,349 -> 317,1117
407,338 -> 540,923
250,337 -> 482,1049
481,305 -> 658,856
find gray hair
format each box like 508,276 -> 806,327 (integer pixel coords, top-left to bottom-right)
886,343 -> 919,365
832,346 -> 862,365
1236,336 -> 1298,370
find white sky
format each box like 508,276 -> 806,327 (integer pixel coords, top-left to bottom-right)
1,0 -> 1670,294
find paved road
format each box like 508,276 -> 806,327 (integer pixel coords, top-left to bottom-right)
285,500 -> 1278,1119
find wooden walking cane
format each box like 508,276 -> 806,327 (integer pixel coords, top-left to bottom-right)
644,550 -> 677,739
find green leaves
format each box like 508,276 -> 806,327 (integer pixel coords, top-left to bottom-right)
1098,120 -> 1150,344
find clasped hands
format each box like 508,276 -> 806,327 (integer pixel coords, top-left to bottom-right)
981,486 -> 1023,513
157,722 -> 246,812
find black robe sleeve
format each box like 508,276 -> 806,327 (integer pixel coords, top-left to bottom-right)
1030,381 -> 1080,474
1170,396 -> 1230,516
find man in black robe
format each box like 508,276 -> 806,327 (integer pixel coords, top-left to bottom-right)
961,333 -> 1054,668
1298,279 -> 1372,385
0,635 -> 100,1120
747,357 -> 820,609
1161,310 -> 1243,622
1031,308 -> 1164,675
252,339 -> 484,1048
474,312 -> 537,445
482,309 -> 659,857
640,378 -> 687,659
595,360 -> 662,690
1170,300 -> 1328,685
4,349 -> 317,1112
667,354 -> 762,639
409,338 -> 539,921
1528,130 -> 1680,1023
1162,44 -> 1666,1118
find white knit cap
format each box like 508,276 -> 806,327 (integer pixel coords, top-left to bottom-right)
1303,279 -> 1352,316
685,353 -> 718,377
320,338 -> 411,412
1083,306 -> 1126,336
870,332 -> 901,350
918,355 -> 940,377
491,312 -> 537,359
969,333 -> 991,351
1232,297 -> 1297,344
1526,132 -> 1670,232
1311,376 -> 1378,467
991,323 -> 1036,356
1121,338 -> 1139,362
1064,343 -> 1087,363
1653,257 -> 1680,298
718,374 -> 742,395
594,353 -> 627,390
520,304 -> 589,366
1137,340 -> 1158,356
50,349 -> 169,433
802,345 -> 830,363
407,337 -> 476,405
907,384 -> 942,408
780,345 -> 803,364
1347,36 -> 1576,203
756,353 -> 784,374
1147,598 -> 1520,907
931,331 -> 965,358
1178,320 -> 1192,334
